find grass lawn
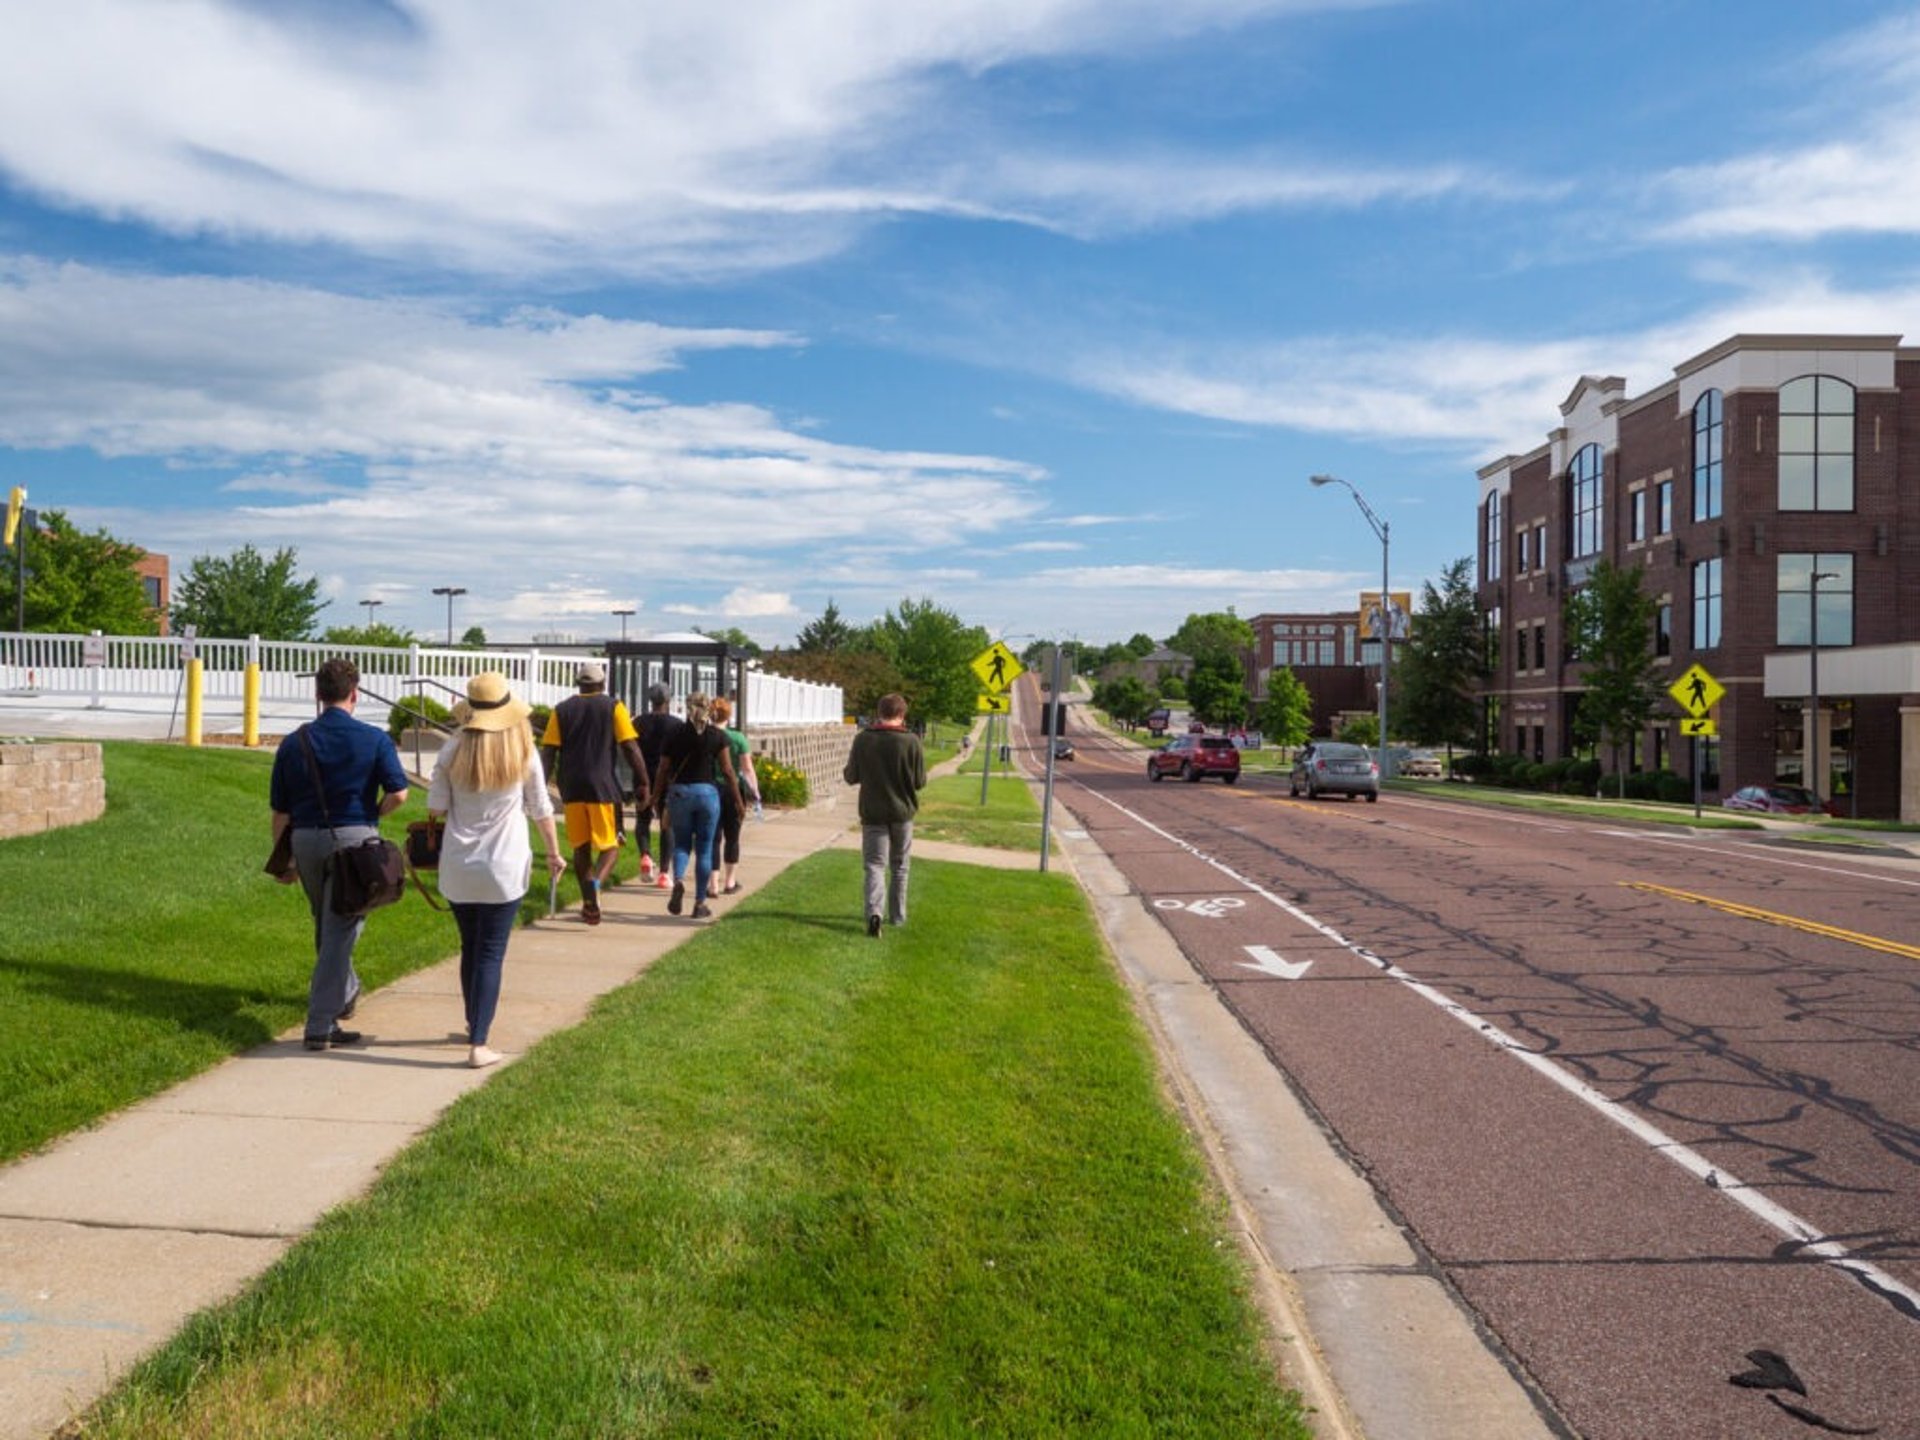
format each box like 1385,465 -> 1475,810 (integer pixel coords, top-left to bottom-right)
917,765 -> 1055,853
1382,778 -> 1767,830
82,851 -> 1310,1439
0,741 -> 589,1166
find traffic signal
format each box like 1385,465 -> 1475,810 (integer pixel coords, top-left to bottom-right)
3,486 -> 23,549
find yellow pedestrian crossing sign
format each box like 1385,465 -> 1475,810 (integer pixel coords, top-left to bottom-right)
976,691 -> 1010,715
1669,663 -> 1723,718
1679,717 -> 1717,737
970,641 -> 1024,693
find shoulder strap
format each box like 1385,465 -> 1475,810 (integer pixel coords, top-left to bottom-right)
295,725 -> 334,830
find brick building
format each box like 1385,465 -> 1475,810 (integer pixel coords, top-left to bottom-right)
1477,334 -> 1920,821
1245,611 -> 1374,736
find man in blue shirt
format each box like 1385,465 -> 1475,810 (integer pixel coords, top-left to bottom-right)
270,658 -> 411,1050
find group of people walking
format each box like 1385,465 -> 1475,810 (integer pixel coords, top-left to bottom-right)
269,657 -> 926,1072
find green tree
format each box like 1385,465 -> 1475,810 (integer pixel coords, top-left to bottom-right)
171,543 -> 326,639
1258,667 -> 1313,748
1185,653 -> 1248,729
1563,558 -> 1662,796
321,621 -> 417,649
795,598 -> 854,653
868,596 -> 985,726
1395,557 -> 1485,763
699,626 -> 762,657
1165,610 -> 1255,668
1096,675 -> 1156,730
1338,712 -> 1380,747
15,511 -> 158,635
761,647 -> 904,720
1126,632 -> 1157,657
460,624 -> 488,649
1158,674 -> 1187,701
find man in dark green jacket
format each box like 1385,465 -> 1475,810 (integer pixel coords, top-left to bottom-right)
842,692 -> 928,937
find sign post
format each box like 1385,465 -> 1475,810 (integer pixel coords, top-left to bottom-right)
970,642 -> 1026,807
1669,663 -> 1723,821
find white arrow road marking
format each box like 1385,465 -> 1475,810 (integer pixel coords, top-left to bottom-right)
1239,945 -> 1311,980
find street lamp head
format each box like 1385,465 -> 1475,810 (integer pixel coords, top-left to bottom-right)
1308,473 -> 1339,488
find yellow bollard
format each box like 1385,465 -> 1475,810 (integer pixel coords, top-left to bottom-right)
243,662 -> 261,747
185,658 -> 204,747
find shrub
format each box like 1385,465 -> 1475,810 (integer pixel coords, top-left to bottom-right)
528,704 -> 552,741
1622,771 -> 1662,801
753,753 -> 810,809
1655,771 -> 1693,804
387,693 -> 451,740
1566,758 -> 1602,792
1451,752 -> 1493,780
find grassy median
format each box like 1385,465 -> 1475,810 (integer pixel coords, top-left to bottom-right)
80,853 -> 1308,1437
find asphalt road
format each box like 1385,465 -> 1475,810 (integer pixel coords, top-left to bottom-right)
1036,715 -> 1920,1440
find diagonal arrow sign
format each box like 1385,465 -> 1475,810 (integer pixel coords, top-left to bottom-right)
1238,944 -> 1312,981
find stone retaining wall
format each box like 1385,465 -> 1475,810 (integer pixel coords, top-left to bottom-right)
0,741 -> 106,840
749,723 -> 855,806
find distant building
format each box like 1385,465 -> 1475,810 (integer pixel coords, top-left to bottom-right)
1245,612 -> 1373,736
134,551 -> 169,635
1098,645 -> 1192,690
1477,333 -> 1920,821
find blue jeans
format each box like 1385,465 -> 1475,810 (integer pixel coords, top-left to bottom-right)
451,899 -> 520,1046
291,826 -> 372,1038
668,783 -> 721,902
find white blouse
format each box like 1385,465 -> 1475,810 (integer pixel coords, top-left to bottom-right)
426,736 -> 555,905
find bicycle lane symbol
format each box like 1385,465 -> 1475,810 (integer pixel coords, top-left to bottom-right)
1153,896 -> 1247,919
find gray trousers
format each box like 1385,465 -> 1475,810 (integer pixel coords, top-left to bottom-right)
861,821 -> 913,926
291,826 -> 372,1037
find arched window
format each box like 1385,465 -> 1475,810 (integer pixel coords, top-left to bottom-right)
1568,443 -> 1603,559
1692,389 -> 1723,521
1778,375 -> 1854,511
1483,490 -> 1503,582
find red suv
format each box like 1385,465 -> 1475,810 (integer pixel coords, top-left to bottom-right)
1147,734 -> 1241,784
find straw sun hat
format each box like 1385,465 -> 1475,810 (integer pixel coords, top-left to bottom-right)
461,671 -> 531,732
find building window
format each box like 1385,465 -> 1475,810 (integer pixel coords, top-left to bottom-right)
1776,553 -> 1854,647
1569,443 -> 1603,559
1533,622 -> 1546,672
1534,522 -> 1547,571
1655,601 -> 1672,657
1630,489 -> 1646,544
1515,625 -> 1528,675
1693,557 -> 1722,649
1317,640 -> 1335,666
1484,492 -> 1503,582
1693,389 -> 1723,521
1515,526 -> 1528,574
1778,375 -> 1855,511
1655,479 -> 1673,535
142,576 -> 163,607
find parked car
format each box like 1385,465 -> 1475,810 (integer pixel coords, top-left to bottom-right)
1053,738 -> 1076,761
1148,733 -> 1241,784
1722,783 -> 1837,816
1289,741 -> 1380,802
1399,750 -> 1445,779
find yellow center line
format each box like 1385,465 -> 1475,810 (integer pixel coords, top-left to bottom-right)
1625,881 -> 1920,961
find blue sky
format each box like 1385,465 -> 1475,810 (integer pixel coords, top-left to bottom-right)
4,0 -> 1919,647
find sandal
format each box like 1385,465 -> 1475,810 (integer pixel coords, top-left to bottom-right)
724,882 -> 743,894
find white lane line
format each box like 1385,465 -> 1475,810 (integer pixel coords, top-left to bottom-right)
1078,782 -> 1920,1323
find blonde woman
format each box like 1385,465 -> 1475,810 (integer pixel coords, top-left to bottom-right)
649,691 -> 744,920
428,673 -> 561,1068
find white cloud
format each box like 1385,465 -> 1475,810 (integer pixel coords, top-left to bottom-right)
0,0 -> 1479,275
9,258 -> 1052,632
1068,272 -> 1920,456
1654,14 -> 1920,243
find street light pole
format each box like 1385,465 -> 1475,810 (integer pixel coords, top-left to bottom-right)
1808,568 -> 1837,805
612,607 -> 635,641
431,586 -> 467,646
1310,474 -> 1392,775
360,597 -> 383,628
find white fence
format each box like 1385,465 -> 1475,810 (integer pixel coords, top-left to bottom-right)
0,632 -> 842,729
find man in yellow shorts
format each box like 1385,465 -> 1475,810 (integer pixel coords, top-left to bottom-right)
541,662 -> 648,924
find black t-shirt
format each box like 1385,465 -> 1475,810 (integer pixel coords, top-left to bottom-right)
636,710 -> 685,769
658,722 -> 728,788
548,692 -> 625,804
